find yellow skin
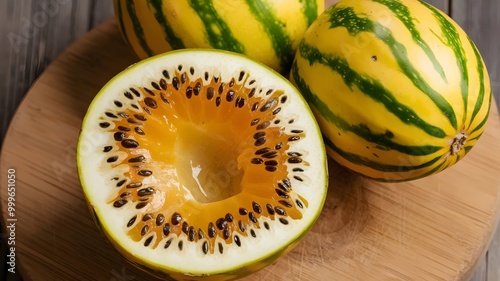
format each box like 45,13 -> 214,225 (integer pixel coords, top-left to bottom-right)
114,0 -> 324,74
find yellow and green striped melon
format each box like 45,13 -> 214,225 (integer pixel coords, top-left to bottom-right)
291,0 -> 492,181
113,0 -> 324,74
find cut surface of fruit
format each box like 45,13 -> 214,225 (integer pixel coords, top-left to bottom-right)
77,49 -> 327,280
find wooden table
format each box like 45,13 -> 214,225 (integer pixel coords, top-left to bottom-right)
0,1 -> 500,281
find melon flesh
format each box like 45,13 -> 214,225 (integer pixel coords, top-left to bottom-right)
77,49 -> 327,280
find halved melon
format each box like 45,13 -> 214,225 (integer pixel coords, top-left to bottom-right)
77,49 -> 328,280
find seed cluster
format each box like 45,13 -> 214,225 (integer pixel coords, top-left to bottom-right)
98,64 -> 309,255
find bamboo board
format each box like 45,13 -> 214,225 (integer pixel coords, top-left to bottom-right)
1,19 -> 500,281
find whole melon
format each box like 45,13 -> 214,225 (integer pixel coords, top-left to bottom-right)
291,0 -> 492,181
113,0 -> 324,75
77,49 -> 328,280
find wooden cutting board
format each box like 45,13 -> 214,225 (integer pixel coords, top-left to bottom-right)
1,19 -> 500,281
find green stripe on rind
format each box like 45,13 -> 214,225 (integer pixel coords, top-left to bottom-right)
147,0 -> 185,49
245,0 -> 293,73
298,0 -> 320,26
373,0 -> 447,82
422,1 -> 469,125
292,62 -> 442,156
322,135 -> 443,181
116,0 -> 132,47
327,6 -> 458,130
189,0 -> 245,53
297,42 -> 447,140
467,36 -> 488,126
126,0 -> 154,57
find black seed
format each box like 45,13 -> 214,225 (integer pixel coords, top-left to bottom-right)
250,118 -> 260,126
163,223 -> 171,236
130,88 -> 141,97
202,241 -> 209,254
204,71 -> 209,81
291,129 -> 303,133
266,204 -> 275,215
138,187 -> 154,196
171,212 -> 182,225
127,182 -> 142,188
139,197 -> 149,201
275,189 -> 289,198
107,156 -> 118,163
172,77 -> 180,90
182,221 -> 189,234
265,89 -> 273,96
181,72 -> 187,84
189,66 -> 195,75
215,97 -> 221,107
250,229 -> 256,238
136,202 -> 147,209
134,114 -> 147,121
296,199 -> 304,209
280,95 -> 288,103
162,70 -> 170,79
117,126 -> 130,132
99,122 -> 110,128
124,91 -> 133,99
113,199 -> 127,208
238,220 -> 245,232
264,222 -> 270,230
218,242 -> 224,254
251,102 -> 259,112
253,131 -> 266,139
164,239 -> 172,249
114,100 -> 123,107
254,137 -> 266,146
239,208 -> 248,215
122,139 -> 139,149
226,90 -> 235,102
127,118 -> 139,124
151,81 -> 160,91
248,88 -> 256,98
293,167 -> 304,172
144,97 -> 157,109
144,236 -> 153,247
141,225 -> 149,236
131,104 -> 139,109
142,213 -> 153,221
160,92 -> 170,104
198,229 -> 204,239
279,200 -> 293,208
275,206 -> 287,216
156,214 -> 165,226
135,127 -> 145,135
249,79 -> 256,85
283,178 -> 292,188
237,97 -> 246,108
194,82 -> 201,96
114,132 -> 126,141
178,64 -> 183,71
238,71 -> 245,81
116,179 -> 126,187
234,235 -> 241,246
225,213 -> 234,222
288,136 -> 300,141
260,98 -> 277,112
252,202 -> 262,214
272,107 -> 281,115
279,218 -> 289,225
105,112 -> 118,118
265,160 -> 278,166
262,151 -> 278,158
288,157 -> 302,164
127,215 -> 137,227
255,147 -> 271,155
250,158 -> 263,164
143,107 -> 152,115
159,78 -> 167,90
294,175 -> 304,182
256,121 -> 271,130
216,218 -> 227,230
120,192 -> 130,198
223,227 -> 230,240
178,240 -> 183,251
218,83 -> 225,94
186,86 -> 193,99
138,170 -> 152,176
274,119 -> 281,124
249,212 -> 258,223
208,222 -> 216,238
265,166 -> 277,172
206,87 -> 215,100
288,119 -> 295,124
128,155 -> 145,163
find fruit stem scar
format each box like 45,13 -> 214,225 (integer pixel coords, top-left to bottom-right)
450,130 -> 467,155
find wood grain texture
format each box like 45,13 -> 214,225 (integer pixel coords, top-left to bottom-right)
1,1 -> 499,281
1,18 -> 500,281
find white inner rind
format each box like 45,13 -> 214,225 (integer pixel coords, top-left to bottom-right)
77,49 -> 327,276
